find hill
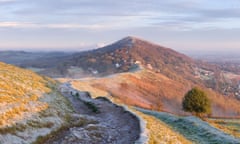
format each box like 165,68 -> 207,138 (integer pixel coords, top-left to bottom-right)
0,51 -> 72,66
2,37 -> 240,143
0,38 -> 230,89
16,37 -> 195,77
52,36 -> 198,81
21,36 -> 233,96
69,69 -> 240,117
17,37 -> 205,88
6,36 -> 240,114
75,37 -> 240,97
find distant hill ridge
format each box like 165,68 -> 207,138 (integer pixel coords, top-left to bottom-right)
1,37 -> 240,117
3,36 -> 235,96
13,36 -> 214,86
65,36 -> 196,78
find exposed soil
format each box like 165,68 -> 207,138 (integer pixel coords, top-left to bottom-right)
44,82 -> 141,144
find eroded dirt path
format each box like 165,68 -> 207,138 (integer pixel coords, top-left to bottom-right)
45,82 -> 140,144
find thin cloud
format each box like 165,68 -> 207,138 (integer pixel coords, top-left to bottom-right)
0,0 -> 14,2
1,0 -> 240,30
0,0 -> 239,51
0,22 -> 107,29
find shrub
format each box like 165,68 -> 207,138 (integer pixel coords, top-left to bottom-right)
84,102 -> 99,113
182,87 -> 211,117
75,92 -> 79,98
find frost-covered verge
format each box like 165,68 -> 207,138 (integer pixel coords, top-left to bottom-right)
132,109 -> 191,144
208,118 -> 240,139
137,108 -> 240,144
0,62 -> 70,143
0,62 -> 52,128
0,87 -> 74,144
0,63 -> 74,144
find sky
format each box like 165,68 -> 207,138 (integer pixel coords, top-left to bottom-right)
0,0 -> 240,53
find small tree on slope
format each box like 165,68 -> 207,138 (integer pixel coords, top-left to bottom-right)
182,87 -> 211,118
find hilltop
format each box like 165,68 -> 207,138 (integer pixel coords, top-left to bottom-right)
14,36 -> 195,77
15,37 -> 214,84
15,37 -> 235,96
44,36 -> 197,80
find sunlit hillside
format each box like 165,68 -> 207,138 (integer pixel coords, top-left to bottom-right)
0,62 -> 50,126
69,69 -> 240,117
0,62 -> 73,143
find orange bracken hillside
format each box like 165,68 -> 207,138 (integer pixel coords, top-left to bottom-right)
71,70 -> 240,117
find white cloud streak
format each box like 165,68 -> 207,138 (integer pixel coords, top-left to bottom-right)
1,0 -> 240,30
0,22 -> 106,29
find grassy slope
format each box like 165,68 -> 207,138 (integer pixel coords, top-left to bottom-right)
0,62 -> 51,127
0,62 -> 73,143
138,108 -> 240,144
132,110 -> 192,144
69,70 -> 188,113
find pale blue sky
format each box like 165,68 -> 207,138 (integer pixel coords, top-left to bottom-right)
0,0 -> 239,52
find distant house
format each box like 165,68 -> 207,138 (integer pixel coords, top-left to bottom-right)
115,63 -> 121,68
147,64 -> 153,70
135,61 -> 141,64
88,67 -> 99,75
92,70 -> 98,75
